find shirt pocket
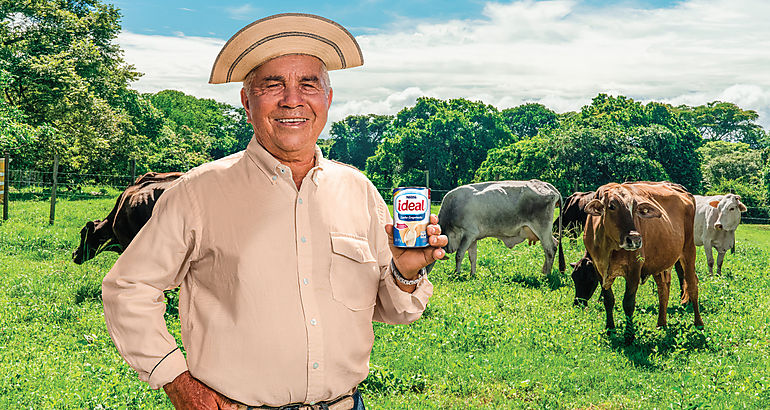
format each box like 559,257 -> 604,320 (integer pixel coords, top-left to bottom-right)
329,232 -> 379,311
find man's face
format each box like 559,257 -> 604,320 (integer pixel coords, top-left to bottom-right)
241,54 -> 332,161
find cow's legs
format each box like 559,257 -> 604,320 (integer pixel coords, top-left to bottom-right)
601,287 -> 616,330
454,236 -> 475,276
622,272 -> 641,338
704,240 -> 715,275
468,240 -> 478,277
716,250 -> 725,275
674,260 -> 689,304
680,246 -> 704,328
653,270 -> 671,328
532,223 -> 556,276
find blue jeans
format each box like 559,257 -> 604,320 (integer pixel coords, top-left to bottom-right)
352,390 -> 366,410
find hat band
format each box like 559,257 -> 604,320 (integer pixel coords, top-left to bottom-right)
227,31 -> 346,82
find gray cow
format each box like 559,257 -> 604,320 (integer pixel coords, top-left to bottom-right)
693,194 -> 746,275
437,180 -> 565,276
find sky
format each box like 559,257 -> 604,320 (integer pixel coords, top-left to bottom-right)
113,0 -> 770,136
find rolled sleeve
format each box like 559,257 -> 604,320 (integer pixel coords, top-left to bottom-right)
102,177 -> 199,389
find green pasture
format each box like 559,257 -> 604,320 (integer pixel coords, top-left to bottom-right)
1,197 -> 769,409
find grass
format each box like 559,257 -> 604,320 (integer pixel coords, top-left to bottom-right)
1,196 -> 769,408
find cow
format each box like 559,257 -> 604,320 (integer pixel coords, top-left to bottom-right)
561,191 -> 595,238
436,180 -> 565,277
72,172 -> 183,264
580,181 -> 703,334
692,194 -> 746,275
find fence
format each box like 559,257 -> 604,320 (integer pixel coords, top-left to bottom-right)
2,162 -> 770,225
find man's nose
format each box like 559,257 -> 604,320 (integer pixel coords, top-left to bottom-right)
279,85 -> 304,107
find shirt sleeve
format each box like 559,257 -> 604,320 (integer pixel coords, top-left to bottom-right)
368,184 -> 433,325
101,177 -> 200,389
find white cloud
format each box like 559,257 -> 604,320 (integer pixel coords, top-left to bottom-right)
225,4 -> 258,21
120,0 -> 770,133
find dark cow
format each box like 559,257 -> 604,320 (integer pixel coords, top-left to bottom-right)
580,181 -> 702,333
436,180 -> 565,277
72,172 -> 183,264
561,191 -> 595,238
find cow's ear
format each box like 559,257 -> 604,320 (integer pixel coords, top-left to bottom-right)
738,201 -> 747,212
637,203 -> 663,218
585,199 -> 604,216
709,200 -> 720,208
86,221 -> 95,231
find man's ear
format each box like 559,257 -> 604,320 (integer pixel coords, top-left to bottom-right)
709,200 -> 720,208
327,87 -> 333,107
585,199 -> 604,216
240,88 -> 252,124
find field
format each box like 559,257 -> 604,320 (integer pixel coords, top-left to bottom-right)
1,197 -> 769,409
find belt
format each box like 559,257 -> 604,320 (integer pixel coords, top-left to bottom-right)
236,387 -> 357,410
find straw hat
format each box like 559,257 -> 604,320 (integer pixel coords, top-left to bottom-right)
209,13 -> 364,84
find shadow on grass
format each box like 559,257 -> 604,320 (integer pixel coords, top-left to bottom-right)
7,191 -> 116,202
605,322 -> 709,369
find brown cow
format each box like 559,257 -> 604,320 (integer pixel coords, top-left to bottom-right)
72,172 -> 183,264
561,191 -> 595,238
581,181 -> 703,333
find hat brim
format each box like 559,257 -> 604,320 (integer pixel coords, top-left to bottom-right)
209,13 -> 363,84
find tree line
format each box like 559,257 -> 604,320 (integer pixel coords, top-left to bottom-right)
1,1 -> 769,219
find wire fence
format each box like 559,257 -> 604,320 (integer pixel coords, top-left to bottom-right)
3,167 -> 770,224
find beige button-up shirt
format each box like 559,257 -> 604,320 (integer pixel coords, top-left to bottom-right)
102,138 -> 433,406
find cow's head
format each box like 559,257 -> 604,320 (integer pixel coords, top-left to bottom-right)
710,194 -> 746,232
585,185 -> 663,251
571,254 -> 599,306
72,220 -> 116,264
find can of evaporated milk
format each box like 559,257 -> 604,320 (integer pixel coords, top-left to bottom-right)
392,187 -> 431,248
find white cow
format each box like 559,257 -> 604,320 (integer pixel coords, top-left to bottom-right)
693,194 -> 746,275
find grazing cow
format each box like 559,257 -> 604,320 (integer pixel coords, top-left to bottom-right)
561,191 -> 595,238
436,180 -> 565,277
580,181 -> 702,332
72,172 -> 183,264
692,194 -> 746,275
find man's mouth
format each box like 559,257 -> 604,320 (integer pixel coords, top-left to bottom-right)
276,118 -> 307,124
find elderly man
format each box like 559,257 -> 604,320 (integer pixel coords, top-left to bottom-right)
102,13 -> 447,410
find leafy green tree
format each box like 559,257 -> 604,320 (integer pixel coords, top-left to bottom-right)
328,114 -> 392,170
573,95 -> 702,192
149,90 -> 252,161
697,141 -> 764,188
500,103 -> 558,139
677,101 -> 765,148
1,0 -> 139,173
365,97 -> 513,193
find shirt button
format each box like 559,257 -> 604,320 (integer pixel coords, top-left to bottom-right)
303,278 -> 309,285
271,175 -> 277,181
313,362 -> 319,369
310,319 -> 317,326
301,236 -> 307,243
298,198 -> 303,205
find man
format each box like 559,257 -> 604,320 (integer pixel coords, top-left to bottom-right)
102,13 -> 447,410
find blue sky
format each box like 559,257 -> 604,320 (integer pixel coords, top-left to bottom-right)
114,0 -> 681,37
114,0 -> 770,133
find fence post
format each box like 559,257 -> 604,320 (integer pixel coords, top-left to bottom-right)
425,170 -> 429,188
49,154 -> 59,225
2,152 -> 8,221
131,159 -> 136,183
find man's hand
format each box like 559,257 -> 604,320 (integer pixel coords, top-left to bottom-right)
385,213 -> 448,290
163,371 -> 236,410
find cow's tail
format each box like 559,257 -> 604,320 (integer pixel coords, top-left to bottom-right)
557,192 -> 565,273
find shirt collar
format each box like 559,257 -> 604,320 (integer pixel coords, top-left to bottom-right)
245,136 -> 326,186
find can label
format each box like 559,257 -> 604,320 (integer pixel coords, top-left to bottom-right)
392,187 -> 430,248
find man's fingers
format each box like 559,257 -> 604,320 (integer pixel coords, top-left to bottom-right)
430,234 -> 448,248
427,224 -> 441,236
432,247 -> 446,261
384,223 -> 394,238
430,213 -> 439,225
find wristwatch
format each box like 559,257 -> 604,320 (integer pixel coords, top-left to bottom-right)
390,260 -> 426,286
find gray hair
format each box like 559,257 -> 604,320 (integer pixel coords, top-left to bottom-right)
242,54 -> 331,96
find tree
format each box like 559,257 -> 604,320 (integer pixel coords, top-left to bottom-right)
327,114 -> 392,170
365,97 -> 513,193
677,101 -> 765,148
500,103 -> 558,139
